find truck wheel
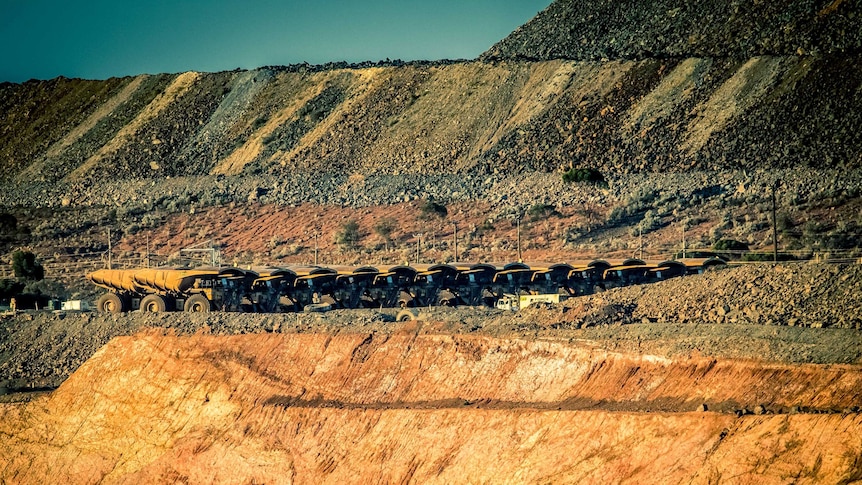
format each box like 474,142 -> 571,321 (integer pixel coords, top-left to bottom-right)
303,302 -> 332,313
140,294 -> 168,312
96,293 -> 125,313
396,309 -> 417,322
184,294 -> 211,313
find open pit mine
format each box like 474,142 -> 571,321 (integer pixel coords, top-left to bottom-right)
2,0 -> 862,482
1,319 -> 861,483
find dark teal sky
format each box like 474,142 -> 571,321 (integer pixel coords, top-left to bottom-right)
0,0 -> 551,83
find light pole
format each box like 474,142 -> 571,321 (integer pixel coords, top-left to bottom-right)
682,222 -> 686,259
639,226 -> 644,260
413,233 -> 422,264
453,222 -> 458,262
517,216 -> 522,262
771,181 -> 779,263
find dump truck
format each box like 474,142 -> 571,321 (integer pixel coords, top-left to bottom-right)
87,258 -> 724,313
88,267 -> 256,313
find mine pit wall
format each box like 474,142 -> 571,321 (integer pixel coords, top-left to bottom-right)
2,331 -> 862,483
57,332 -> 862,412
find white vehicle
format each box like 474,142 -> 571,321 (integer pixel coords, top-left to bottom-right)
496,293 -> 561,311
61,300 -> 92,311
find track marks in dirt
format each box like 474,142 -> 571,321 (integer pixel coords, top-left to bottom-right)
682,57 -> 785,155
69,72 -> 201,180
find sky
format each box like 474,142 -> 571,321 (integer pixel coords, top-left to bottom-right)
0,0 -> 551,83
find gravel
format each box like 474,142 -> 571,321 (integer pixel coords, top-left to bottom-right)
2,169 -> 860,217
483,0 -> 862,60
1,262 -> 860,392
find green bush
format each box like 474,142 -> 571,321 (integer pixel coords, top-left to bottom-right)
419,200 -> 448,219
776,212 -> 795,234
373,218 -> 397,247
741,252 -> 797,262
334,220 -> 361,248
11,250 -> 44,281
562,168 -> 605,185
527,203 -> 558,221
0,213 -> 17,234
713,239 -> 749,251
0,279 -> 25,299
23,279 -> 68,300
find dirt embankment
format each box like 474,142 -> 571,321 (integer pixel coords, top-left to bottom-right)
2,56 -> 861,185
2,263 -> 861,392
2,331 -> 862,484
1,264 -> 861,482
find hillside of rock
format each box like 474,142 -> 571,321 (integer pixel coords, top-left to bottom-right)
2,56 -> 861,185
483,0 -> 862,60
1,1 -> 861,481
2,0 -> 861,273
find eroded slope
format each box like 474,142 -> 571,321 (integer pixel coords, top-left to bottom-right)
2,331 -> 861,483
2,56 -> 860,185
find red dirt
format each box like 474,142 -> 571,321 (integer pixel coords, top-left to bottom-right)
2,330 -> 860,483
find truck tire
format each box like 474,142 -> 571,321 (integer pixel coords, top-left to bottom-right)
96,293 -> 125,313
184,294 -> 211,313
140,294 -> 168,312
396,309 -> 417,322
303,302 -> 332,313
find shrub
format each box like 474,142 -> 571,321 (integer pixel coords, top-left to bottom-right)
419,200 -> 447,219
527,203 -> 558,222
562,168 -> 605,185
0,279 -> 25,299
0,213 -> 17,234
741,252 -> 797,262
776,212 -> 795,234
11,250 -> 44,281
607,187 -> 658,225
713,239 -> 749,251
334,220 -> 361,248
638,209 -> 662,233
373,217 -> 397,246
23,279 -> 68,300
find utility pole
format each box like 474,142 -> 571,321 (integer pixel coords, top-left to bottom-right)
517,217 -> 522,262
314,232 -> 319,265
107,228 -> 112,270
453,222 -> 458,262
414,234 -> 422,264
639,226 -> 644,260
146,234 -> 150,268
772,182 -> 779,263
682,224 -> 686,259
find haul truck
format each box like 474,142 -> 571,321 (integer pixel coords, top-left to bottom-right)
87,258 -> 725,314
88,267 -> 256,313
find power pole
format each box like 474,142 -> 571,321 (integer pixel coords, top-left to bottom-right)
682,224 -> 686,259
453,222 -> 458,262
146,234 -> 150,268
107,228 -> 112,270
772,182 -> 779,263
517,217 -> 522,262
639,226 -> 644,260
314,232 -> 319,265
414,234 -> 422,264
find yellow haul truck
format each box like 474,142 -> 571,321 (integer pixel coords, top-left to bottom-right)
88,267 -> 256,313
